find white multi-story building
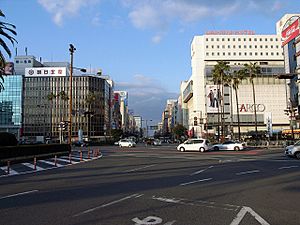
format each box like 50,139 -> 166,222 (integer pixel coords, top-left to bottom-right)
182,27 -> 289,139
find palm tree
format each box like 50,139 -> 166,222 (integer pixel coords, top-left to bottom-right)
231,69 -> 245,141
244,62 -> 261,140
212,61 -> 230,141
85,92 -> 96,139
0,10 -> 17,92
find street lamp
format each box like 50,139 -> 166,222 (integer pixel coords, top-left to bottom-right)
68,44 -> 86,144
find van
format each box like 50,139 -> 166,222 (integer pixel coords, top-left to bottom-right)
177,138 -> 210,152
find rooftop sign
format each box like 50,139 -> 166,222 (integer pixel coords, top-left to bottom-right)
205,30 -> 255,35
25,67 -> 67,77
281,17 -> 299,46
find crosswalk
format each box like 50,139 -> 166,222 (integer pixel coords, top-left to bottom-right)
0,150 -> 102,178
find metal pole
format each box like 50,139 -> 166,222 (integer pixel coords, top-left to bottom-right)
68,44 -> 76,144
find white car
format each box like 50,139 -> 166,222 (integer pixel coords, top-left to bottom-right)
119,139 -> 136,148
212,140 -> 244,151
285,141 -> 300,159
177,138 -> 210,152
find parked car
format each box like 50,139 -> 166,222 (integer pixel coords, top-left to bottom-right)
177,138 -> 210,152
285,140 -> 300,159
119,139 -> 136,148
212,140 -> 244,151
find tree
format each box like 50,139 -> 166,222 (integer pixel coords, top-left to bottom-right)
212,61 -> 230,141
0,10 -> 17,92
244,62 -> 260,139
230,69 -> 245,141
172,124 -> 187,139
85,92 -> 96,139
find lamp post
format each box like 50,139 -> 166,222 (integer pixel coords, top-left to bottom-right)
68,44 -> 76,144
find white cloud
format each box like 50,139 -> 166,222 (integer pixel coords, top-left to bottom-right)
115,74 -> 178,120
152,34 -> 163,44
38,0 -> 100,26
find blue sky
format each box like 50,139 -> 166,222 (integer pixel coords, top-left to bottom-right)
1,0 -> 300,124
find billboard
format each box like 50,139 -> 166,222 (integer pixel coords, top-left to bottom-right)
4,62 -> 14,75
206,85 -> 222,113
25,67 -> 67,77
281,17 -> 299,46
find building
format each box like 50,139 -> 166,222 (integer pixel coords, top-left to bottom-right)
0,69 -> 23,140
114,91 -> 129,132
277,14 -> 300,138
181,28 -> 288,139
23,66 -> 111,142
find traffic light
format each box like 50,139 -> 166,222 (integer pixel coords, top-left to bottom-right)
59,121 -> 68,131
194,117 -> 198,126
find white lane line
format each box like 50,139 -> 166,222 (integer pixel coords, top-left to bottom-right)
0,190 -> 39,200
0,166 -> 19,175
278,165 -> 299,170
39,160 -> 63,167
180,178 -> 213,186
56,158 -> 72,163
191,166 -> 214,176
22,163 -> 45,171
73,193 -> 143,217
124,164 -> 156,173
236,170 -> 260,176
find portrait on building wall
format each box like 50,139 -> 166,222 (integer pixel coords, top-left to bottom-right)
206,85 -> 221,113
4,62 -> 14,75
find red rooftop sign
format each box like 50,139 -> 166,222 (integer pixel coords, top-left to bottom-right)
205,30 -> 255,35
281,18 -> 299,46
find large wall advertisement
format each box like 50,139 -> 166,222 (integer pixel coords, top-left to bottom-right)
206,85 -> 221,113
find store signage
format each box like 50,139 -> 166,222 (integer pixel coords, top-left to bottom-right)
239,104 -> 265,113
25,67 -> 67,77
205,30 -> 255,35
282,18 -> 299,46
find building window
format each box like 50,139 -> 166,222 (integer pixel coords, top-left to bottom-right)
239,45 -> 241,48
228,38 -> 230,41
271,45 -> 273,48
261,52 -> 263,55
275,38 -> 278,41
206,38 -> 209,41
211,38 -> 214,41
266,52 -> 268,56
233,45 -> 236,48
254,38 -> 257,41
228,52 -> 231,56
228,45 -> 230,48
249,38 -> 252,41
270,38 -> 273,41
239,52 -> 241,56
217,45 -> 220,48
217,38 -> 219,41
233,38 -> 235,41
249,52 -> 252,55
255,45 -> 257,48
260,45 -> 263,48
233,52 -> 236,55
222,38 -> 225,41
255,52 -> 258,56
260,38 -> 262,41
265,45 -> 268,48
206,45 -> 209,48
265,38 -> 268,41
238,38 -> 241,41
244,45 -> 247,48
244,38 -> 246,41
249,45 -> 252,48
217,52 -> 220,56
222,45 -> 225,48
271,52 -> 274,55
212,52 -> 214,56
276,52 -> 279,55
206,52 -> 209,56
276,45 -> 279,48
244,52 -> 247,56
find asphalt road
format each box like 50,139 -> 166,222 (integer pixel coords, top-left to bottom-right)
0,144 -> 299,225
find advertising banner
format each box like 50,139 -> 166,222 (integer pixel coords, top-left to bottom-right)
264,112 -> 273,137
25,67 -> 67,77
206,85 -> 221,113
282,18 -> 299,46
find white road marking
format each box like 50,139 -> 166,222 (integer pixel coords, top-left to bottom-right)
152,195 -> 239,211
56,157 -> 73,163
236,170 -> 260,176
73,193 -> 143,217
0,190 -> 39,200
39,160 -> 63,167
230,206 -> 270,225
191,166 -> 214,176
22,163 -> 45,171
180,178 -> 213,186
124,164 -> 156,173
278,165 -> 299,170
0,166 -> 19,175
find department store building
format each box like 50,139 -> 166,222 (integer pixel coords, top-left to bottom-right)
180,16 -> 299,138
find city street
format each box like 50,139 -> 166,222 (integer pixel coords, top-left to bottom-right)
0,144 -> 299,225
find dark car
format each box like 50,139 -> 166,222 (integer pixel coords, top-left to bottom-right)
72,141 -> 88,147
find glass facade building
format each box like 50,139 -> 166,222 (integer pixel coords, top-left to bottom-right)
0,74 -> 23,139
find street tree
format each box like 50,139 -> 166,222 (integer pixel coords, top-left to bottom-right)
244,62 -> 261,139
172,124 -> 187,140
0,10 -> 17,92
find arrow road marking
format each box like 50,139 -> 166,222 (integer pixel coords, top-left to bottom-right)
230,206 -> 270,225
